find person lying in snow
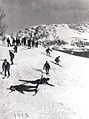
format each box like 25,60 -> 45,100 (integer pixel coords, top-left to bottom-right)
8,84 -> 38,95
19,75 -> 54,87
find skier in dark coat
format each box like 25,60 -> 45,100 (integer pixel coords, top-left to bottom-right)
43,61 -> 50,75
23,37 -> 27,46
13,45 -> 18,53
55,56 -> 60,65
9,50 -> 15,65
32,40 -> 35,47
12,37 -> 16,46
2,59 -> 10,77
19,76 -> 54,87
8,84 -> 38,95
7,38 -> 11,47
46,47 -> 52,56
27,39 -> 31,48
16,38 -> 20,46
35,41 -> 38,48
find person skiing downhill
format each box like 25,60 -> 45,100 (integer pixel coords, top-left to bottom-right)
35,41 -> 38,48
55,56 -> 60,65
46,47 -> 52,56
7,37 -> 11,47
43,61 -> 50,75
2,59 -> 10,77
27,39 -> 31,48
12,37 -> 16,46
9,50 -> 15,65
13,45 -> 18,53
32,40 -> 35,47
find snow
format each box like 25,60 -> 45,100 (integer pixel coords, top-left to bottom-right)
0,40 -> 89,119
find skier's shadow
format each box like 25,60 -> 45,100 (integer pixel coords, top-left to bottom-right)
33,68 -> 45,74
8,84 -> 38,96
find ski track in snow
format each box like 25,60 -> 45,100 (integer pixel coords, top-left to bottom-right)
0,42 -> 89,119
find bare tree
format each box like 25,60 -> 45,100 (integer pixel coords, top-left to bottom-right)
0,8 -> 7,35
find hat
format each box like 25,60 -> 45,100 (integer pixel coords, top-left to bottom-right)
10,85 -> 16,91
4,59 -> 7,61
47,78 -> 50,81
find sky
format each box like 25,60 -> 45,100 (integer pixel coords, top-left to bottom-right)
0,0 -> 89,33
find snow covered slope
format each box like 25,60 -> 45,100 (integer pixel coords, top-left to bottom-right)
0,40 -> 89,119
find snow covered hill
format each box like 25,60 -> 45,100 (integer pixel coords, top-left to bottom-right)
16,23 -> 89,57
0,40 -> 89,119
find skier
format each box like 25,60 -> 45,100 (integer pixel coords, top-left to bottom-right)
32,40 -> 35,47
43,61 -> 50,75
19,76 -> 54,87
12,37 -> 16,46
7,37 -> 11,47
13,45 -> 18,53
2,59 -> 10,77
46,47 -> 52,56
55,56 -> 60,65
8,84 -> 38,95
16,37 -> 20,46
35,41 -> 38,48
9,50 -> 15,65
23,37 -> 26,46
27,39 -> 31,48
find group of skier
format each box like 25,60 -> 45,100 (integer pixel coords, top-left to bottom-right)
43,51 -> 60,75
6,33 -> 39,49
1,45 -> 60,78
0,32 -> 61,95
21,36 -> 39,48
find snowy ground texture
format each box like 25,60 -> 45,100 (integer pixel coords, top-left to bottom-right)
0,40 -> 89,119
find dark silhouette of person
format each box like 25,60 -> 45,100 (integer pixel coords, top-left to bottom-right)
8,84 -> 38,95
12,37 -> 16,46
7,38 -> 11,47
32,40 -> 35,47
2,59 -> 10,77
23,37 -> 26,46
19,76 -> 54,87
35,41 -> 38,48
55,56 -> 60,65
46,47 -> 52,56
43,61 -> 50,75
13,45 -> 18,53
27,39 -> 31,48
9,50 -> 15,65
16,37 -> 20,46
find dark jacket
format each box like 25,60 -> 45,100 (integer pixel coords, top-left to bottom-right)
46,48 -> 52,53
9,52 -> 14,58
55,57 -> 60,62
2,62 -> 10,70
43,62 -> 50,69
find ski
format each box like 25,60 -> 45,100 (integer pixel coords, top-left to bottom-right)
51,61 -> 62,67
